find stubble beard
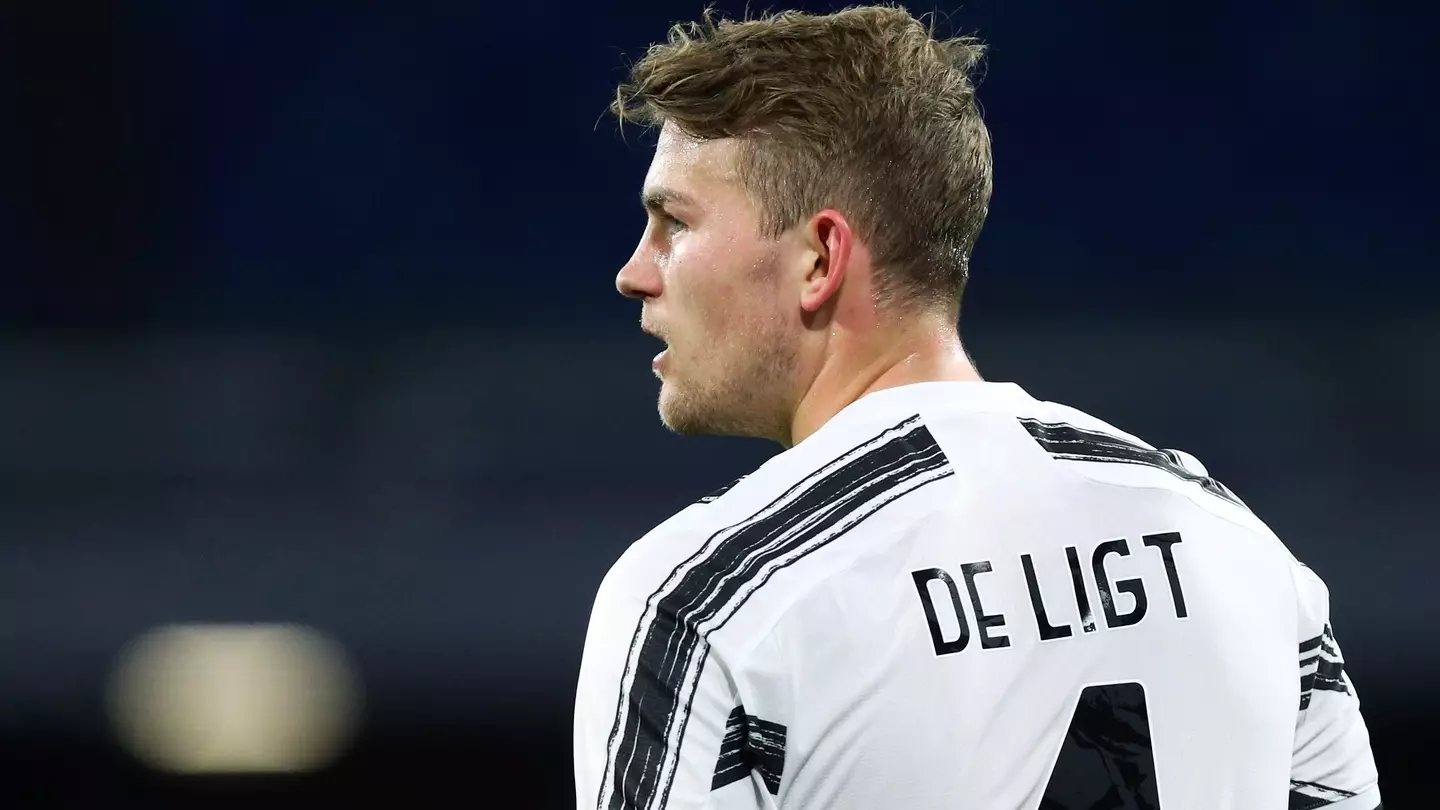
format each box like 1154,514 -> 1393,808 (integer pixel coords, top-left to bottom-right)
657,328 -> 797,443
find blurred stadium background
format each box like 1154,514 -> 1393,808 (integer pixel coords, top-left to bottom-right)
4,1 -> 1435,806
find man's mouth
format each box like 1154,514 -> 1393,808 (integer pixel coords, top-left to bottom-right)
642,325 -> 669,372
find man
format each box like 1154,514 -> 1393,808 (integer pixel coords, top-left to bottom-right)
574,6 -> 1382,809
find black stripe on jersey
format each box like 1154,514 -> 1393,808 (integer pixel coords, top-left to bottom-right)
711,707 -> 751,792
1018,418 -> 1247,509
1289,779 -> 1357,810
711,705 -> 787,795
1299,623 -> 1351,710
599,415 -> 952,810
698,476 -> 745,504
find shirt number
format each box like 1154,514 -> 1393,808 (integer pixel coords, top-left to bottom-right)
1040,681 -> 1161,809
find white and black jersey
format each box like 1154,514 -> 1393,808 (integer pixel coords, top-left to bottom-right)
574,381 -> 1382,809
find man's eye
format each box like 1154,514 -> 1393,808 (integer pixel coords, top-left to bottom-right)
663,214 -> 688,234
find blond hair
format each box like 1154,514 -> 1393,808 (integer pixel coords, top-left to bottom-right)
612,5 -> 993,310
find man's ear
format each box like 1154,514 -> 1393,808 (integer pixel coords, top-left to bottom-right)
799,209 -> 852,313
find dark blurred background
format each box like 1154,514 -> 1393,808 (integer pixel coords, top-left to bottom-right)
4,1 -> 1435,807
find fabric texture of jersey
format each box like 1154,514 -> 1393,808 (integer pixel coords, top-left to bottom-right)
573,381 -> 1381,810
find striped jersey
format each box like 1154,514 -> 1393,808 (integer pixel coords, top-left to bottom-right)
573,381 -> 1382,810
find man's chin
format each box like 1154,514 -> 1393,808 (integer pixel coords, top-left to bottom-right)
656,387 -> 689,433
657,384 -> 713,437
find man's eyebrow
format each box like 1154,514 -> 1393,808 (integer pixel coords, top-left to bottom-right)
640,188 -> 697,214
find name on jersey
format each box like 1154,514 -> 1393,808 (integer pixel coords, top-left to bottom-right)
910,532 -> 1188,655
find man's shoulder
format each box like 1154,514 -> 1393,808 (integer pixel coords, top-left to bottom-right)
602,469 -> 774,597
604,411 -> 952,609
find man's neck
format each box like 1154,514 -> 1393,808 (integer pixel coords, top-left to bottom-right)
786,317 -> 981,448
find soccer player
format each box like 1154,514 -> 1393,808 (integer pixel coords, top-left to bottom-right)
574,7 -> 1382,809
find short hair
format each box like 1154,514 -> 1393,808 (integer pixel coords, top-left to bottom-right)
612,4 -> 993,312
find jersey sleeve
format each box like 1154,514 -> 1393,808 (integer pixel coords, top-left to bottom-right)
574,546 -> 771,810
1289,563 -> 1383,810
